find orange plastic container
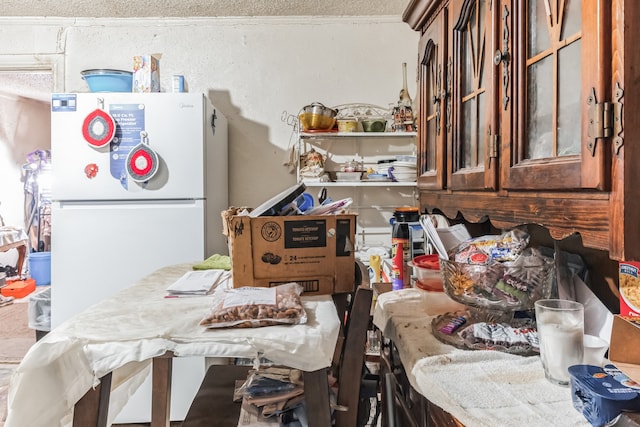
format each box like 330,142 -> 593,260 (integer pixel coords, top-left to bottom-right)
1,278 -> 36,299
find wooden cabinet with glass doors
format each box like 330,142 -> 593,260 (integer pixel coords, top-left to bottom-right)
404,0 -> 640,261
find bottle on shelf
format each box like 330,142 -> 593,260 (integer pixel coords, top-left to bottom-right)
399,62 -> 413,108
369,255 -> 382,283
393,62 -> 416,132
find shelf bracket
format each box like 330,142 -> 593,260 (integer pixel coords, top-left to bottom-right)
586,83 -> 623,156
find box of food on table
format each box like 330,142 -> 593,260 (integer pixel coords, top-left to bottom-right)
619,260 -> 640,317
221,204 -> 356,295
611,261 -> 640,383
609,315 -> 640,384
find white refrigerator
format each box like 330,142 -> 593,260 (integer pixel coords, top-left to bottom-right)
50,92 -> 228,422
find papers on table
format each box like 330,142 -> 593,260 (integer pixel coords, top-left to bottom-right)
165,269 -> 230,297
420,214 -> 471,259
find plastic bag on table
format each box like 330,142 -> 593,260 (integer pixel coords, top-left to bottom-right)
199,282 -> 307,328
237,366 -> 304,397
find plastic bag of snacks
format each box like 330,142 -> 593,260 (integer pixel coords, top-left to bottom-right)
441,227 -> 555,310
452,228 -> 530,264
200,282 -> 307,329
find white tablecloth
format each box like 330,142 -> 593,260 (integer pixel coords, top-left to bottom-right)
0,226 -> 28,251
372,288 -> 591,427
5,263 -> 340,427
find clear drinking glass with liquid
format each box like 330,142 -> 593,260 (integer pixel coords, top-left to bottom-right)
535,299 -> 584,386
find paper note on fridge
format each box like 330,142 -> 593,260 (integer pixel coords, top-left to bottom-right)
166,269 -> 228,296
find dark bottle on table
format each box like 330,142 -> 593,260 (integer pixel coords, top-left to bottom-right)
391,221 -> 411,289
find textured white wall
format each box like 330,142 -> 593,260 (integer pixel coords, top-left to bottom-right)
0,0 -> 407,18
0,16 -> 418,225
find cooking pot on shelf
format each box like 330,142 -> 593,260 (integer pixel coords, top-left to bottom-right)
299,102 -> 338,131
337,117 -> 358,133
361,117 -> 387,132
302,102 -> 338,117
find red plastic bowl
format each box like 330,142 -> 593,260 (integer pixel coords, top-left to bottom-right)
410,254 -> 443,292
413,254 -> 440,269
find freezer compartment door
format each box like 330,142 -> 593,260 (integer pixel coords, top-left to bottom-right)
50,199 -> 205,328
51,93 -> 208,201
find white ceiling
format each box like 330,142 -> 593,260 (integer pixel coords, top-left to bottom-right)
0,0 -> 407,18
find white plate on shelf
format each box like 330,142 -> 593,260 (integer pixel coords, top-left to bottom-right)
335,171 -> 362,181
389,168 -> 416,175
391,161 -> 417,168
396,155 -> 417,163
390,172 -> 416,180
375,165 -> 394,174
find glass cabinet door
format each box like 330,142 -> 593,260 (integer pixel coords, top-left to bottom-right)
448,0 -> 499,190
417,6 -> 448,190
501,0 -> 609,190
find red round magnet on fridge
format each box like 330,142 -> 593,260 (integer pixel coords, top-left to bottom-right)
82,109 -> 116,148
126,142 -> 159,182
84,163 -> 99,179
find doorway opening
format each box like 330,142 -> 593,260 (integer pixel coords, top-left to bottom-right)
0,55 -> 61,273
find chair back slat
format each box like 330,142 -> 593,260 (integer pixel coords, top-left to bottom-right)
334,285 -> 373,427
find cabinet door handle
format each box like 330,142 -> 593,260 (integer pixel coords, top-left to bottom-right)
495,4 -> 511,110
493,49 -> 509,66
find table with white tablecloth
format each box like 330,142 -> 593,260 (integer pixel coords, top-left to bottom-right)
372,287 -> 593,427
5,263 -> 341,427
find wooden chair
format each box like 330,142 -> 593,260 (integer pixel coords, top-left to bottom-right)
182,264 -> 373,427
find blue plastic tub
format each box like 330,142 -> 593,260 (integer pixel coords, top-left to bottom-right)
81,69 -> 133,92
29,251 -> 51,286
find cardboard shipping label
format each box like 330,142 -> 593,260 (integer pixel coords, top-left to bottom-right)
282,219 -> 327,249
620,261 -> 640,317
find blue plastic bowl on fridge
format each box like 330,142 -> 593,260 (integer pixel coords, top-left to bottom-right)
81,69 -> 133,92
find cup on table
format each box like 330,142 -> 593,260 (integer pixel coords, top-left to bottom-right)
535,299 -> 585,386
583,334 -> 609,367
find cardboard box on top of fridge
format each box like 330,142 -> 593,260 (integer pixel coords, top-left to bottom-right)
609,315 -> 640,385
221,207 -> 357,295
132,54 -> 160,92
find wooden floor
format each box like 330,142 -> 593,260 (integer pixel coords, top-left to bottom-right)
114,423 -> 182,427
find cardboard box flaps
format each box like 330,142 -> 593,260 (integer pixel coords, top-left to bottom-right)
609,315 -> 640,384
222,208 -> 356,295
